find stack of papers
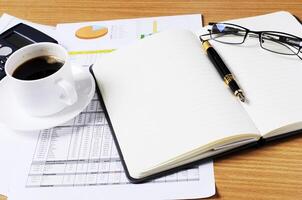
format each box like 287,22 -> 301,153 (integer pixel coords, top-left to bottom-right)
0,13 -> 215,200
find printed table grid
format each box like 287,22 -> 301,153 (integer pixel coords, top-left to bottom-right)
26,94 -> 200,187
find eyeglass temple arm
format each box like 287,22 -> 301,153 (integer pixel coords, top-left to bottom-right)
262,33 -> 301,48
279,36 -> 302,48
264,35 -> 302,60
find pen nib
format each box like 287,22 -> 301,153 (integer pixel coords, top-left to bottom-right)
237,92 -> 246,102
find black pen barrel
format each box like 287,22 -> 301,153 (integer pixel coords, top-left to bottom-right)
206,47 -> 240,91
228,79 -> 241,93
201,40 -> 246,102
206,47 -> 231,78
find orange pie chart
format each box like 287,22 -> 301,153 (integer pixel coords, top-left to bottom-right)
75,25 -> 108,39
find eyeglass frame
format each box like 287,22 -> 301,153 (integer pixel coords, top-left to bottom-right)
200,22 -> 302,59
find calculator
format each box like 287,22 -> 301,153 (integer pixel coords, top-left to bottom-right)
0,23 -> 57,80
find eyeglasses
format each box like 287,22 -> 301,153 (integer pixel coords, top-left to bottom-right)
200,22 -> 302,60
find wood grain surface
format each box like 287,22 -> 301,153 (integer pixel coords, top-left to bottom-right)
0,0 -> 302,199
0,195 -> 7,200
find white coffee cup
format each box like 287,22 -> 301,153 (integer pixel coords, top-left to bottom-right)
5,42 -> 78,116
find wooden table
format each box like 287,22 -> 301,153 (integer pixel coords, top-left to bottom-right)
0,0 -> 302,199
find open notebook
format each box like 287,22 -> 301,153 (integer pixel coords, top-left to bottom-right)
90,11 -> 302,182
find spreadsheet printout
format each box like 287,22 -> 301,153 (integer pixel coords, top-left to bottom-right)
8,92 -> 215,200
26,95 -> 206,187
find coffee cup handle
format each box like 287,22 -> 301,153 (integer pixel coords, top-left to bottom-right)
57,79 -> 78,105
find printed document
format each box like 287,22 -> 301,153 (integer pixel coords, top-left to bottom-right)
0,13 -> 216,199
8,92 -> 214,199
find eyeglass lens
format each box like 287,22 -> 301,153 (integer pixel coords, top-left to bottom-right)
260,32 -> 301,55
210,23 -> 247,44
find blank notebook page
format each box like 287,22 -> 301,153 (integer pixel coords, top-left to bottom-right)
94,29 -> 259,178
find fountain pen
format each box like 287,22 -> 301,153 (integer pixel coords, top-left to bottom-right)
201,39 -> 246,102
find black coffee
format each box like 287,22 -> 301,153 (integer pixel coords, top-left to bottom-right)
12,56 -> 64,80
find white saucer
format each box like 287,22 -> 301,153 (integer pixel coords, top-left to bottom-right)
0,66 -> 95,131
